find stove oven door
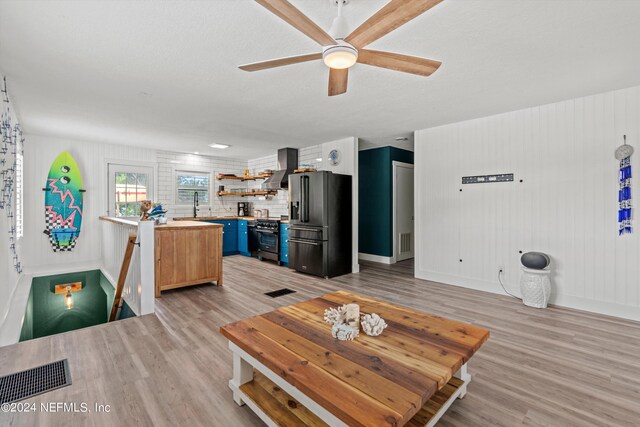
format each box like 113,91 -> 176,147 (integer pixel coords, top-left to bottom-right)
257,229 -> 279,256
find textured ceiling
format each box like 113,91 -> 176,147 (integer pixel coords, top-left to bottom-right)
1,0 -> 640,159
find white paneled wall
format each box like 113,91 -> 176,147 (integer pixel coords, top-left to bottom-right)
23,135 -> 156,273
415,85 -> 640,320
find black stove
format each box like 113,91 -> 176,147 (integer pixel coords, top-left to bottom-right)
256,219 -> 279,231
256,219 -> 281,264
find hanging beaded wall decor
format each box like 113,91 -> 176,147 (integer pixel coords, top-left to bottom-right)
0,77 -> 23,272
616,135 -> 633,235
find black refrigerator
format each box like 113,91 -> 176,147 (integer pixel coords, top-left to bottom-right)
288,171 -> 352,278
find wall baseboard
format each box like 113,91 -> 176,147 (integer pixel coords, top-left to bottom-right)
416,269 -> 640,322
358,253 -> 395,264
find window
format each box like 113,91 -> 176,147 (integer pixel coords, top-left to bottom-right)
176,171 -> 210,204
15,150 -> 23,238
114,172 -> 148,217
108,164 -> 155,218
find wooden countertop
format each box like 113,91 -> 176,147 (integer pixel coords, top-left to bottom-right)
157,220 -> 222,230
99,216 -> 138,228
173,216 -> 289,223
99,217 -> 222,230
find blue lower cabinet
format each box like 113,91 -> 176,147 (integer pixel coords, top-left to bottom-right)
279,223 -> 289,266
205,220 -> 238,255
238,220 -> 250,256
223,230 -> 238,255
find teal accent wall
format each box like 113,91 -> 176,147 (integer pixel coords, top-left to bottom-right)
359,147 -> 413,257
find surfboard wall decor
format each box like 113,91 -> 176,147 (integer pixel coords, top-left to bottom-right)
43,151 -> 84,252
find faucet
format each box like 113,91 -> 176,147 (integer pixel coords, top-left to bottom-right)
193,191 -> 199,218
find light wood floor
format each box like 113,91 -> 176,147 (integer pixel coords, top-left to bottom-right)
1,256 -> 639,426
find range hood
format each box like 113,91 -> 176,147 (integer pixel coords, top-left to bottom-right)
263,148 -> 298,190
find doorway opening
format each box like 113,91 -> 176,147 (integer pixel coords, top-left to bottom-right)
393,161 -> 414,263
357,135 -> 415,274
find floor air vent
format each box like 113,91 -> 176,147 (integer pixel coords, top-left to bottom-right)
0,359 -> 72,404
264,288 -> 296,298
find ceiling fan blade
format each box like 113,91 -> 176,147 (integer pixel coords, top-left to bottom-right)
345,0 -> 443,48
357,49 -> 441,76
239,53 -> 322,72
256,0 -> 337,46
328,68 -> 348,96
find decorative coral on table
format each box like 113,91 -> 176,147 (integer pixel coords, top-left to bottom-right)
323,305 -> 347,326
331,323 -> 359,341
324,303 -> 388,340
360,313 -> 388,337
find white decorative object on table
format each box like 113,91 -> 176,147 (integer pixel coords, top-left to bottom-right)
344,303 -> 360,330
519,267 -> 551,308
360,313 -> 388,336
324,304 -> 361,340
323,305 -> 346,325
331,323 -> 358,341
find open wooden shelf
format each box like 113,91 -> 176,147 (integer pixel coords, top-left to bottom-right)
217,190 -> 277,197
406,376 -> 464,427
217,174 -> 273,181
240,371 -> 328,427
238,369 -> 464,427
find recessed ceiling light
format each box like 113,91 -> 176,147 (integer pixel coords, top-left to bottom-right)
194,151 -> 199,155
315,158 -> 323,162
394,136 -> 409,141
209,143 -> 230,149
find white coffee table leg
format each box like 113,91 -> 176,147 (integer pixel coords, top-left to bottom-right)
455,363 -> 471,399
229,352 -> 254,406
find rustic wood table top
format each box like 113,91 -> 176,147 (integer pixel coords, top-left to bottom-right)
220,290 -> 490,427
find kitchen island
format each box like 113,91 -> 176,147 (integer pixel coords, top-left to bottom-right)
155,220 -> 223,296
99,217 -> 224,298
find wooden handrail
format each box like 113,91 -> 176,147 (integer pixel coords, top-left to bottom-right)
109,232 -> 137,322
99,216 -> 138,228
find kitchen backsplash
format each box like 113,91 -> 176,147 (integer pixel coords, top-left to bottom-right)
247,145 -> 323,218
158,145 -> 323,219
157,151 -> 245,218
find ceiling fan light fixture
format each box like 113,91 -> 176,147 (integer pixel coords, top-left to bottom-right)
323,43 -> 358,69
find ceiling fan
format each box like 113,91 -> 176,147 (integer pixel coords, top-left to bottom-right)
240,0 -> 444,96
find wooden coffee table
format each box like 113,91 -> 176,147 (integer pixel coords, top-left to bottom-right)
220,291 -> 490,427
